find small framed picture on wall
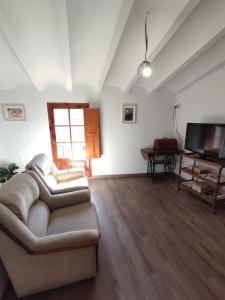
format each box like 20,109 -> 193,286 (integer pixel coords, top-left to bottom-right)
3,104 -> 26,121
122,103 -> 137,123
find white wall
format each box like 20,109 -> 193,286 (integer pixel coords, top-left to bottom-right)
171,64 -> 225,174
93,86 -> 175,175
174,62 -> 225,139
164,31 -> 225,142
162,33 -> 225,176
0,85 -> 175,176
0,85 -> 100,171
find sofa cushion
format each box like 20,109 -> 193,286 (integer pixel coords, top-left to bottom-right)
27,154 -> 51,176
27,200 -> 50,237
46,202 -> 98,235
55,170 -> 84,182
56,177 -> 88,190
45,175 -> 58,188
0,173 -> 39,223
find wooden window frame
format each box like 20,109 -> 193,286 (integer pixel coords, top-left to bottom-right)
47,102 -> 89,171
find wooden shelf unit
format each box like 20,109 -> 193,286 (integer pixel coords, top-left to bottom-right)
178,153 -> 225,212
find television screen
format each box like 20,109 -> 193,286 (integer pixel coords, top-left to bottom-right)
185,123 -> 225,159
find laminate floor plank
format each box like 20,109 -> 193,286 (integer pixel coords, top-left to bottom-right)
3,177 -> 225,300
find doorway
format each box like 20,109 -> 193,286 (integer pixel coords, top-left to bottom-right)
47,103 -> 89,172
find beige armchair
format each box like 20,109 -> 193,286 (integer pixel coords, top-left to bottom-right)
0,173 -> 99,297
26,154 -> 88,194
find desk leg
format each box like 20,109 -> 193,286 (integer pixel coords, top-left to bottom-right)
178,155 -> 183,191
151,157 -> 156,183
164,158 -> 167,174
166,155 -> 176,181
171,155 -> 176,182
147,161 -> 150,176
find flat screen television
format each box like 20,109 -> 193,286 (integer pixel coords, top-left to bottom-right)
185,123 -> 225,159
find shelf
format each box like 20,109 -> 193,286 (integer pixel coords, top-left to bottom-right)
179,182 -> 225,204
178,153 -> 225,211
180,167 -> 225,188
182,153 -> 225,169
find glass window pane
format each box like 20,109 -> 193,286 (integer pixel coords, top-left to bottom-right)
70,109 -> 84,125
72,143 -> 86,160
55,126 -> 70,142
71,126 -> 85,142
54,109 -> 69,125
57,143 -> 72,158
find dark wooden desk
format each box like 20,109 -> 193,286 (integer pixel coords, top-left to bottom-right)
141,148 -> 181,182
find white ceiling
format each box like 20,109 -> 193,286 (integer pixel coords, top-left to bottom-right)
105,0 -> 199,91
0,0 -> 224,94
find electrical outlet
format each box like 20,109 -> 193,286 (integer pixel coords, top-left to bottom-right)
173,103 -> 181,109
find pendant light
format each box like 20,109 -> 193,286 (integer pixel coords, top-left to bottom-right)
137,13 -> 152,77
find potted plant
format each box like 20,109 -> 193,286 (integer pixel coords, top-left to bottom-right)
0,163 -> 19,184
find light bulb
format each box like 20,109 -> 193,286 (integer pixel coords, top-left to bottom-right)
142,65 -> 152,77
137,60 -> 152,77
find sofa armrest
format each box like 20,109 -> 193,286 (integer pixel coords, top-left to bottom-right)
46,189 -> 91,210
33,230 -> 99,254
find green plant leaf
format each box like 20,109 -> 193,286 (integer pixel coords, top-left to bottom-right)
0,163 -> 19,182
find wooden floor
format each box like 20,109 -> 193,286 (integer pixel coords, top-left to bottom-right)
3,177 -> 225,300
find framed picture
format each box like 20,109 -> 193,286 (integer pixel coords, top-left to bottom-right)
3,104 -> 26,121
122,104 -> 137,123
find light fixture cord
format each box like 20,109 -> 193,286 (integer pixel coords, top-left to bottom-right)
145,13 -> 149,60
173,106 -> 183,143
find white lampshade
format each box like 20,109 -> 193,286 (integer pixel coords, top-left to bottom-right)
137,60 -> 152,77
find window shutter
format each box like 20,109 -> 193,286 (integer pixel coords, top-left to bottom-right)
84,108 -> 101,158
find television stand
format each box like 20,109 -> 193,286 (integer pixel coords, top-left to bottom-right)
178,153 -> 225,213
196,154 -> 219,162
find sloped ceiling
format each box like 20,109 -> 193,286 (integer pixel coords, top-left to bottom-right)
0,0 -> 224,94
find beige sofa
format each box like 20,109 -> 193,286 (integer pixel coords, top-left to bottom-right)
26,154 -> 88,194
0,173 -> 99,297
0,260 -> 8,300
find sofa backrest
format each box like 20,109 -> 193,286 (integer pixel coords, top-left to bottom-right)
0,173 -> 39,223
26,154 -> 52,177
26,154 -> 59,191
25,170 -> 52,203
